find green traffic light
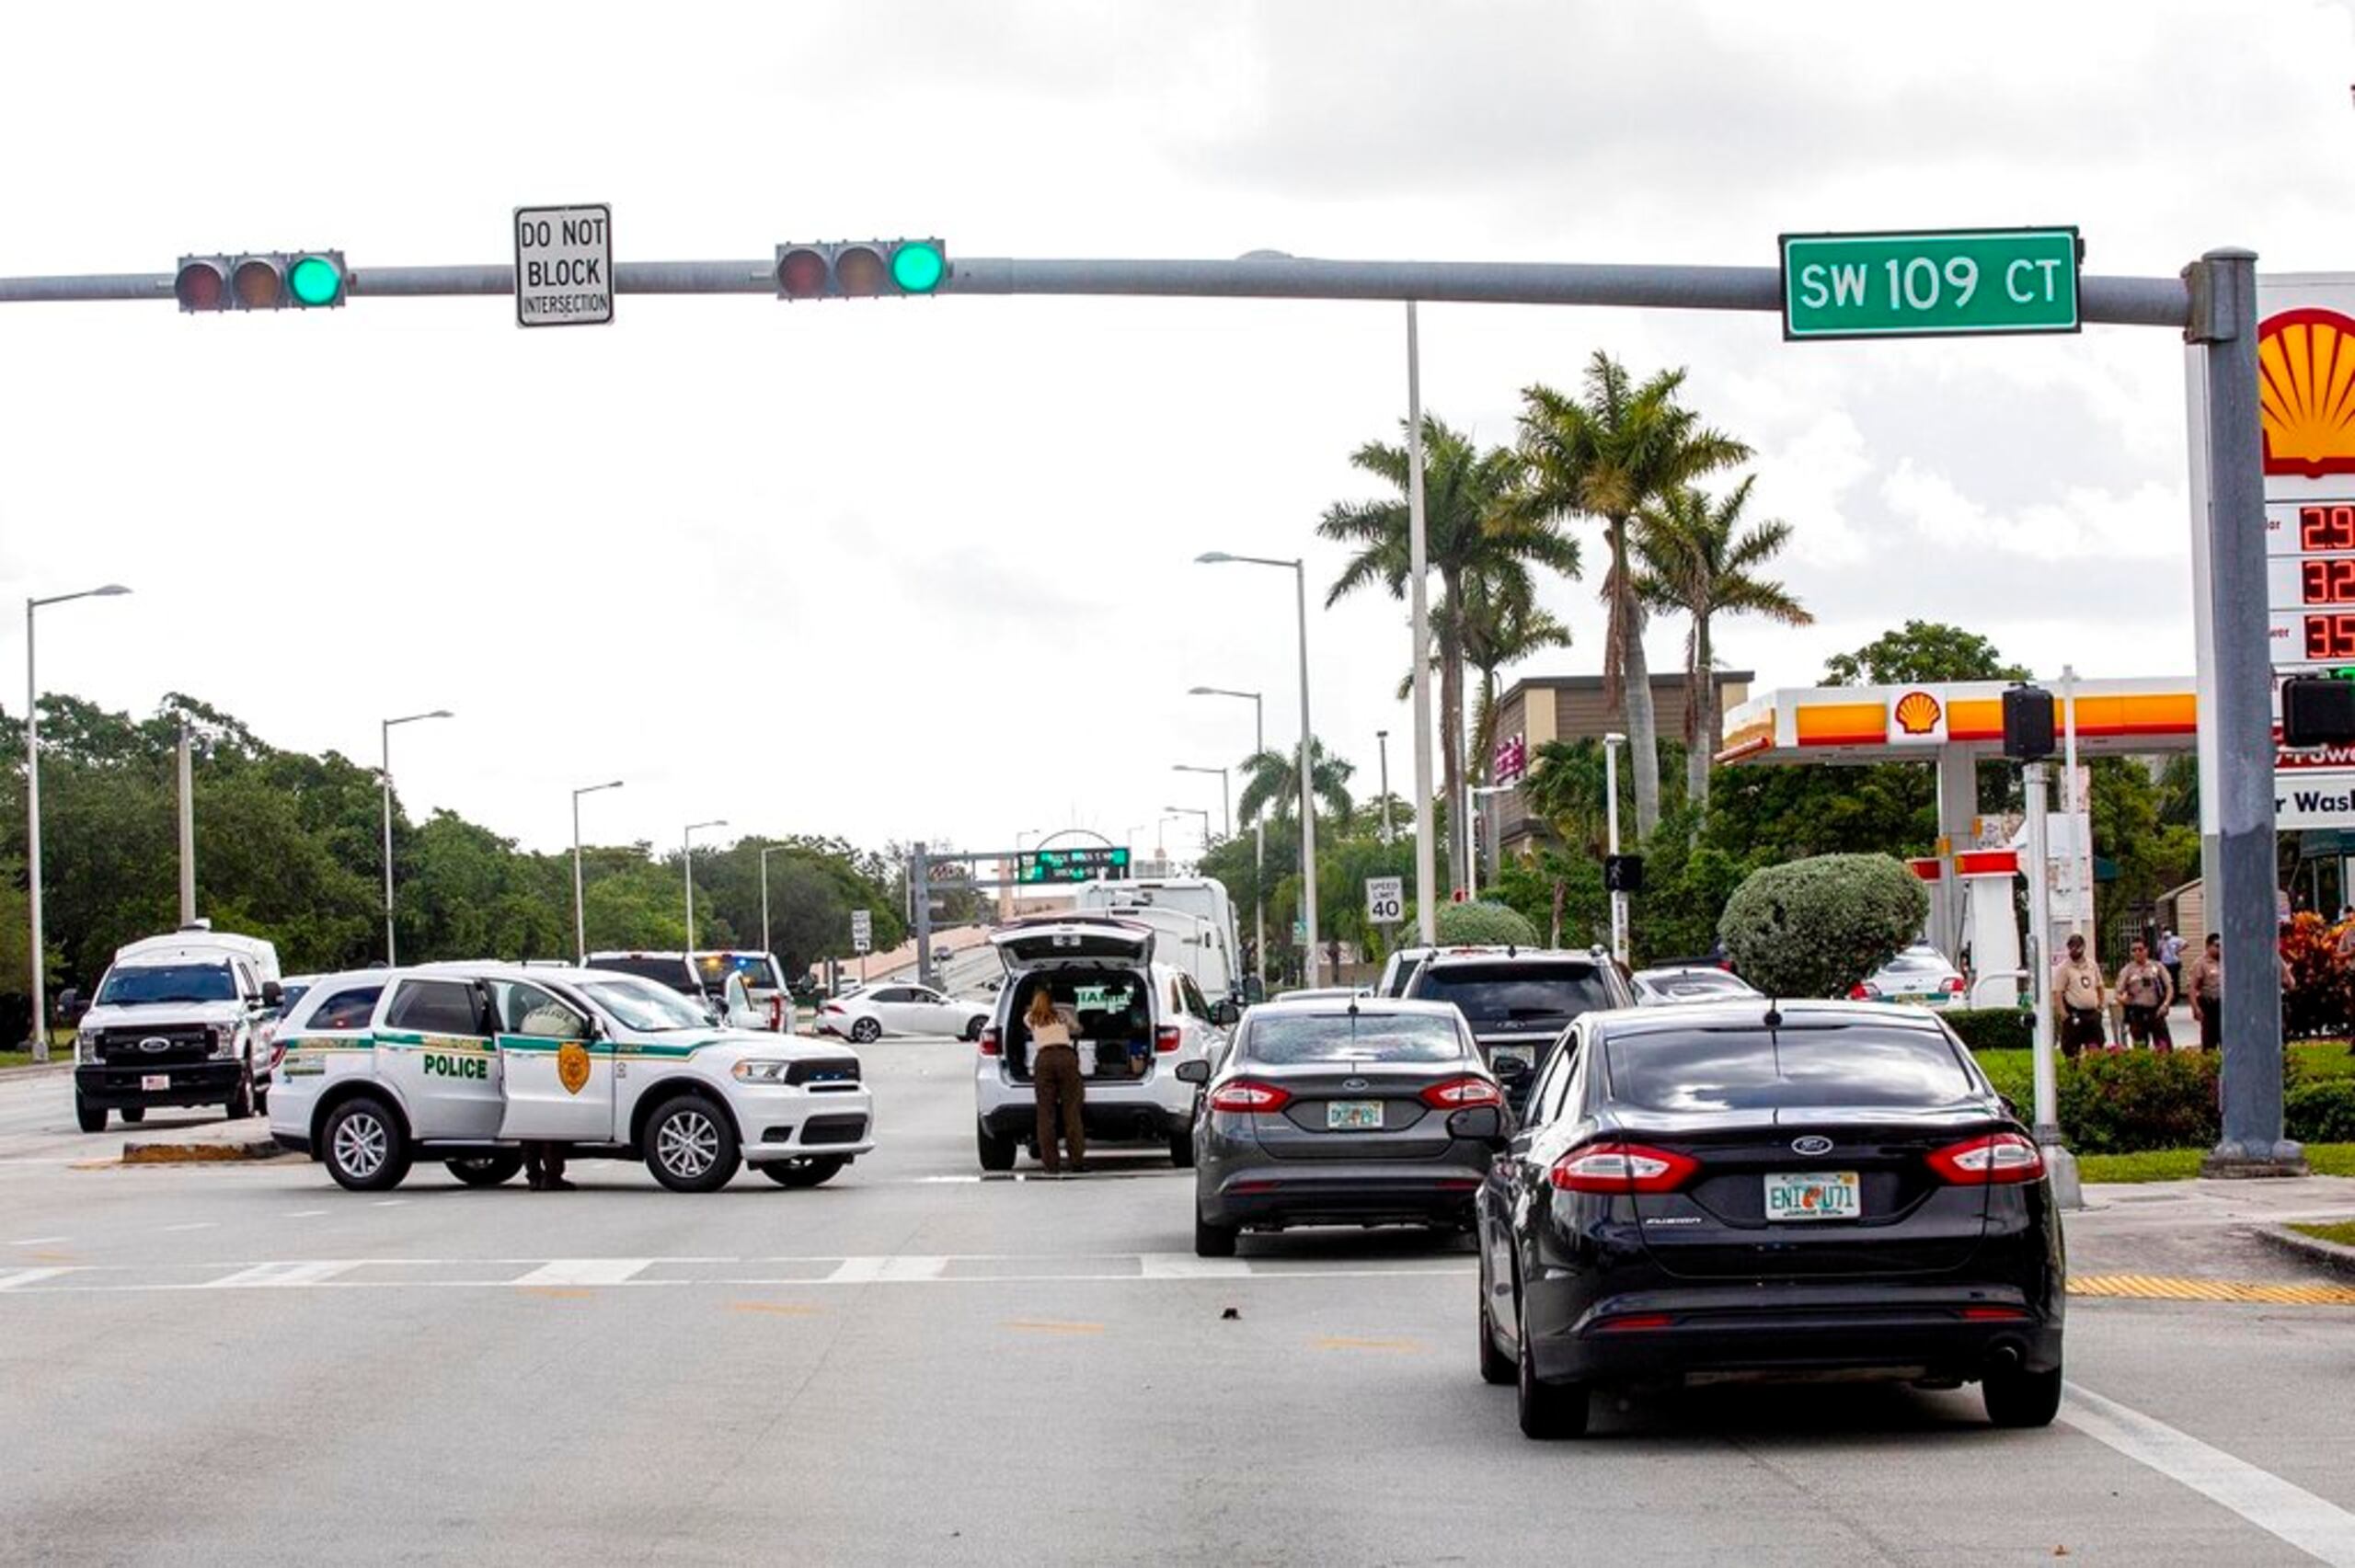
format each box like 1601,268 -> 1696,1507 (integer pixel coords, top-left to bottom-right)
288,255 -> 343,307
890,241 -> 946,294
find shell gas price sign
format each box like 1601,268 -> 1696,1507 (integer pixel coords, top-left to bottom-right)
1781,227 -> 2080,341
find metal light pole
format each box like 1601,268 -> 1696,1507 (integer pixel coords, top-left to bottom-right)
1197,554 -> 1320,987
759,843 -> 786,958
379,707 -> 452,967
1165,805 -> 1214,859
1407,303 -> 1438,944
1376,729 -> 1393,843
1173,764 -> 1230,837
22,583 -> 131,1058
571,779 -> 623,962
1471,784 -> 1511,898
1189,686 -> 1267,990
682,818 -> 727,949
1603,732 -> 1628,965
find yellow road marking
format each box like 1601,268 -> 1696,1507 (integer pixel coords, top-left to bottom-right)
729,1302 -> 822,1317
1314,1336 -> 1425,1353
2071,1273 -> 2355,1306
1004,1319 -> 1106,1334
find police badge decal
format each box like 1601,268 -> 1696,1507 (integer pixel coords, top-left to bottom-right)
557,1041 -> 592,1096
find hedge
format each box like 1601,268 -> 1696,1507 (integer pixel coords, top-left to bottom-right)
2287,1081 -> 2355,1143
2055,1050 -> 2220,1155
1717,853 -> 1927,1001
1944,1007 -> 2033,1053
1435,900 -> 1539,947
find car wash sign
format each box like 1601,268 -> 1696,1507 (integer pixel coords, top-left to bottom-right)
1781,227 -> 2080,340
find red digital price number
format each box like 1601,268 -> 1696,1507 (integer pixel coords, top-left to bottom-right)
2303,557 -> 2355,604
2304,612 -> 2355,660
2301,503 -> 2355,553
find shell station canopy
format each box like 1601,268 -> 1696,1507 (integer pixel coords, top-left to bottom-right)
1715,677 -> 2197,767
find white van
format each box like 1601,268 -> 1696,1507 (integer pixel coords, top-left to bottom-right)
1073,876 -> 1246,1001
1075,901 -> 1235,1003
72,923 -> 283,1131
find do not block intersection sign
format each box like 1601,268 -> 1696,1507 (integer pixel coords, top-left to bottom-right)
513,203 -> 614,327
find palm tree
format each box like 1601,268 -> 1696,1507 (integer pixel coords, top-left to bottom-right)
1236,739 -> 1355,826
1458,574 -> 1573,788
1516,353 -> 1750,839
1321,415 -> 1580,889
1635,477 -> 1812,809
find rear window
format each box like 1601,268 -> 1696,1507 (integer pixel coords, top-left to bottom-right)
1604,1024 -> 1979,1112
1245,1013 -> 1465,1065
304,984 -> 382,1032
384,979 -> 488,1037
585,956 -> 696,993
697,953 -> 782,993
1414,964 -> 1613,1029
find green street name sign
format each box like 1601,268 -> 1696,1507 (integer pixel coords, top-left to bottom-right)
1780,227 -> 2080,340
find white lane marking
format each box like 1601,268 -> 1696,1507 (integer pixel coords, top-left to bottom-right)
912,1175 -> 982,1185
2065,1382 -> 2355,1566
162,1222 -> 217,1232
371,1199 -> 406,1208
511,1258 -> 652,1288
0,1267 -> 75,1291
1138,1253 -> 1255,1280
200,1260 -> 360,1289
283,1210 -> 327,1219
11,1237 -> 68,1246
826,1255 -> 949,1284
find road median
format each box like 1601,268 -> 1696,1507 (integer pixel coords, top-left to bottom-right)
119,1119 -> 293,1165
2254,1220 -> 2355,1279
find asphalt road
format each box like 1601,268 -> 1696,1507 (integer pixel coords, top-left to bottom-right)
3,1047 -> 2355,1566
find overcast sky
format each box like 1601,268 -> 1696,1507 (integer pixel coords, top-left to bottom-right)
2,0 -> 2349,865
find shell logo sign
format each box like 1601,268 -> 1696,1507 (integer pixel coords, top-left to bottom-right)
1893,691 -> 1942,736
2258,307 -> 2355,478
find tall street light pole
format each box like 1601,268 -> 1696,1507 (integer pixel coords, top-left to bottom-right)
758,843 -> 785,957
1376,729 -> 1393,842
23,583 -> 132,1058
380,707 -> 453,967
1189,685 -> 1267,993
1165,804 -> 1214,858
1197,555 -> 1321,988
1172,764 -> 1230,837
683,818 -> 728,950
571,779 -> 624,963
1603,731 -> 1628,965
1406,303 -> 1438,944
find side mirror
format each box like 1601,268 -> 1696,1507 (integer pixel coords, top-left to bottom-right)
1210,999 -> 1241,1028
260,979 -> 284,1007
1174,1059 -> 1212,1085
1447,1104 -> 1509,1144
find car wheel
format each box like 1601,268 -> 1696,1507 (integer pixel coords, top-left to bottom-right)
850,1017 -> 881,1045
75,1096 -> 106,1134
1515,1284 -> 1588,1438
1167,1127 -> 1196,1168
323,1096 -> 411,1193
1982,1361 -> 2063,1428
1194,1208 -> 1238,1258
120,1105 -> 145,1125
643,1093 -> 741,1193
1478,1287 -> 1514,1386
444,1152 -> 524,1188
760,1156 -> 847,1188
963,1016 -> 987,1042
226,1062 -> 255,1120
977,1123 -> 1017,1173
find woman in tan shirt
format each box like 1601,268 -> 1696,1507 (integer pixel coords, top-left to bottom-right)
1026,988 -> 1087,1175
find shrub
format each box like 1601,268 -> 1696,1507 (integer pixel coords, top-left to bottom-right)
2287,1081 -> 2355,1143
1716,853 -> 1927,1001
1944,1007 -> 2033,1053
1435,900 -> 1539,947
2056,1051 -> 2220,1154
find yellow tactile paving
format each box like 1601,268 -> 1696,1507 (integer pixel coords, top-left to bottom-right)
2070,1273 -> 2355,1305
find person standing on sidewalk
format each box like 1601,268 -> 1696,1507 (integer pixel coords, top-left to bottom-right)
1023,986 -> 1087,1176
2186,933 -> 2223,1052
2159,928 -> 2186,1001
2116,937 -> 2174,1051
2051,933 -> 2108,1059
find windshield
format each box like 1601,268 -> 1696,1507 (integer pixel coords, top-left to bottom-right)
1245,1012 -> 1465,1064
95,962 -> 238,1006
1605,1024 -> 1979,1112
578,978 -> 713,1032
1414,965 -> 1614,1029
584,956 -> 698,993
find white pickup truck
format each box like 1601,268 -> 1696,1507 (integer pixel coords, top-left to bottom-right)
269,962 -> 873,1193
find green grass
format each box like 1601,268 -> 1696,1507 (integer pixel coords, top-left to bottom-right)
2292,1219 -> 2355,1247
2077,1142 -> 2355,1183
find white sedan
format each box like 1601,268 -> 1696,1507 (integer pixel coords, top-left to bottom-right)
1851,944 -> 1967,1007
817,982 -> 993,1043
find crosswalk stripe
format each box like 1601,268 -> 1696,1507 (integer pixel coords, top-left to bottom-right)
825,1255 -> 948,1283
509,1258 -> 652,1287
1137,1253 -> 1253,1279
0,1267 -> 73,1291
200,1261 -> 359,1289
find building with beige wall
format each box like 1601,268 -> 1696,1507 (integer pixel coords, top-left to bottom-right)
1487,670 -> 1753,858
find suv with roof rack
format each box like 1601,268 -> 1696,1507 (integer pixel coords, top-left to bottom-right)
1400,946 -> 1633,1111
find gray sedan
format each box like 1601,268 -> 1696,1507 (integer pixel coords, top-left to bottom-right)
1178,998 -> 1508,1256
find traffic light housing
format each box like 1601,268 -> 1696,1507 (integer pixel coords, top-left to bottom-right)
2282,674 -> 2355,748
774,239 -> 948,301
2002,683 -> 2054,761
1603,853 -> 1646,893
176,251 -> 346,313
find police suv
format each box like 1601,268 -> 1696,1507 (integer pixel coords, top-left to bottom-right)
269,963 -> 872,1193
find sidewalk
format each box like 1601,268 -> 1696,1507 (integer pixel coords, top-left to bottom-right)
2066,1173 -> 2355,1281
118,1113 -> 287,1164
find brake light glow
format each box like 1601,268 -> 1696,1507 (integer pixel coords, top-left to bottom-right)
1940,976 -> 1966,994
1594,1313 -> 1675,1333
1927,1132 -> 2045,1185
978,1026 -> 1001,1058
1848,982 -> 1877,1000
1419,1076 -> 1503,1109
822,1003 -> 844,1015
1959,1306 -> 2030,1321
1208,1080 -> 1292,1113
1155,1025 -> 1182,1053
1549,1142 -> 1699,1194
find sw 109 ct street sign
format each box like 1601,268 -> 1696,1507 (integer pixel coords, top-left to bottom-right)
513,203 -> 614,327
1780,227 -> 2079,340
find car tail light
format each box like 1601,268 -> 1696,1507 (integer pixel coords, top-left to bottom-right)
1208,1079 -> 1292,1113
1549,1141 -> 1699,1194
822,1003 -> 844,1015
1959,1305 -> 2030,1321
1419,1075 -> 1502,1109
768,996 -> 787,1030
1927,1131 -> 2045,1185
1155,1025 -> 1182,1053
1847,982 -> 1874,1000
1940,976 -> 1966,995
1595,1313 -> 1675,1333
978,1026 -> 1001,1058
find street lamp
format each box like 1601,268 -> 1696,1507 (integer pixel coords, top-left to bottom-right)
1190,685 -> 1268,991
683,819 -> 728,949
1196,553 -> 1322,987
758,842 -> 786,957
1165,804 -> 1213,857
1172,763 -> 1230,838
1469,784 -> 1513,901
1376,729 -> 1393,843
1603,731 -> 1628,964
22,583 -> 131,1057
380,707 -> 454,966
571,779 -> 623,962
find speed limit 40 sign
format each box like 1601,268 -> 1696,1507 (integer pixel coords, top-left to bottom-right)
1364,876 -> 1405,925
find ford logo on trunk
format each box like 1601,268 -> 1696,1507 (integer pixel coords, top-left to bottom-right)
1341,1077 -> 1368,1091
1790,1135 -> 1833,1156
138,1036 -> 171,1054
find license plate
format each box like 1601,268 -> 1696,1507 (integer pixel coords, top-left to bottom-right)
1326,1100 -> 1383,1130
1764,1171 -> 1860,1221
140,1073 -> 169,1092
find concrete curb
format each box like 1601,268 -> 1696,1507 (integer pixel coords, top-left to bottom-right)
0,1060 -> 75,1082
119,1134 -> 292,1165
2252,1221 -> 2355,1278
